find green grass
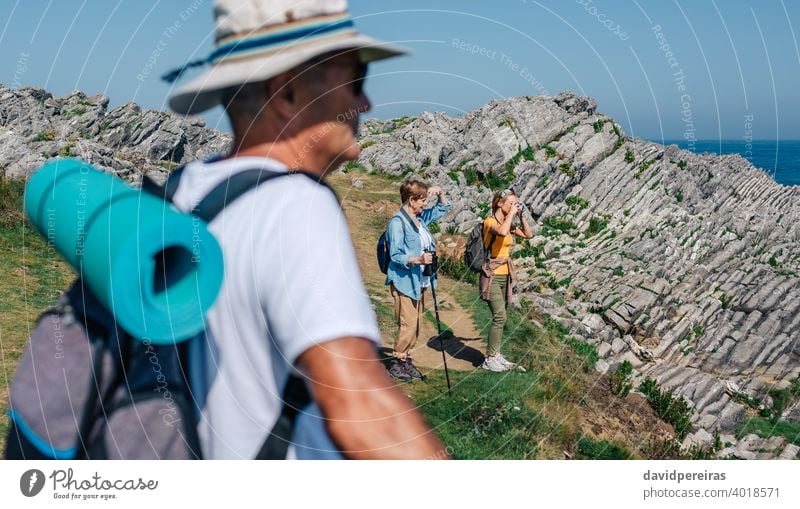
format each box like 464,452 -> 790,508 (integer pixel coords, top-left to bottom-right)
565,195 -> 589,210
59,142 -> 77,157
624,148 -> 635,163
541,215 -> 576,237
511,240 -> 544,260
410,371 -> 549,459
501,145 -> 535,182
436,253 -> 478,285
609,360 -> 633,397
343,160 -> 367,172
0,178 -> 75,454
157,161 -> 181,172
34,130 -> 55,142
547,276 -> 572,290
424,309 -> 454,336
634,160 -> 655,179
404,282 -> 605,458
475,202 -> 490,218
586,216 -> 609,237
371,292 -> 398,341
576,435 -> 631,459
448,159 -> 479,187
483,170 -> 511,190
61,107 -> 87,117
737,418 -> 800,446
558,163 -> 576,177
638,378 -> 693,439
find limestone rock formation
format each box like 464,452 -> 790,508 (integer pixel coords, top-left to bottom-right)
355,92 -> 800,456
0,84 -> 230,182
2,83 -> 797,458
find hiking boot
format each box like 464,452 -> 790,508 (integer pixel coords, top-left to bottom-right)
481,356 -> 508,372
388,359 -> 413,382
403,359 -> 426,381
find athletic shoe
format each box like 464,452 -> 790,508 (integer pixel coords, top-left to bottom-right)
495,353 -> 516,368
403,359 -> 427,381
481,356 -> 508,372
496,353 -> 527,372
388,359 -> 413,382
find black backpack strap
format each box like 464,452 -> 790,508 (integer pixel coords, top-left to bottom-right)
398,206 -> 418,232
148,164 -> 330,459
254,375 -> 313,459
162,165 -> 188,202
191,169 -> 335,222
141,165 -> 188,202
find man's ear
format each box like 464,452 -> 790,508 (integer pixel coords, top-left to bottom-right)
266,71 -> 299,124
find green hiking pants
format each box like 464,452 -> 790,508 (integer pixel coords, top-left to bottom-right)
486,274 -> 508,357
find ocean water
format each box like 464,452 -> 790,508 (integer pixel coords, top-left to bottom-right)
653,140 -> 800,187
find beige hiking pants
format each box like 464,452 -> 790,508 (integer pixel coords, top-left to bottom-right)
390,283 -> 427,359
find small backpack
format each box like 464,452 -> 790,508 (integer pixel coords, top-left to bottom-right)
376,207 -> 417,274
464,219 -> 497,272
5,166 -> 325,460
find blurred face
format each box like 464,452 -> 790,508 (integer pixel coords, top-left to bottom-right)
407,193 -> 427,216
500,194 -> 518,214
292,52 -> 371,172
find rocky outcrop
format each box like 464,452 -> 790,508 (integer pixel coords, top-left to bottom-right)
0,84 -> 230,182
356,92 -> 800,447
2,83 -> 797,456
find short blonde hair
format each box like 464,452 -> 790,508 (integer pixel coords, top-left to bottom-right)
400,179 -> 429,203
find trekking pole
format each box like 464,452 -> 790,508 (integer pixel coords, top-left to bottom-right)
428,252 -> 452,395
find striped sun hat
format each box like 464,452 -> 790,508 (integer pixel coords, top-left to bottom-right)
166,0 -> 408,115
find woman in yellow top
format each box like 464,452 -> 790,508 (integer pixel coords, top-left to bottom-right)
480,188 -> 533,372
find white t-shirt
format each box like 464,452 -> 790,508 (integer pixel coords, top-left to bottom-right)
170,156 -> 380,459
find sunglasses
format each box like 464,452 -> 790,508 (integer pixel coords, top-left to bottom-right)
352,62 -> 368,96
298,56 -> 368,96
500,188 -> 514,197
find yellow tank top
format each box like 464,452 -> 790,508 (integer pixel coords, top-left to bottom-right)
482,217 -> 513,275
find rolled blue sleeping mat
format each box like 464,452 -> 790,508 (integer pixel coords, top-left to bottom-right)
24,158 -> 223,344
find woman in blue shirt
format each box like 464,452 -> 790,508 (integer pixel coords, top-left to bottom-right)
385,179 -> 451,382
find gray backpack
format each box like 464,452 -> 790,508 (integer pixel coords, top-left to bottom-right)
5,167 -> 327,459
464,220 -> 497,272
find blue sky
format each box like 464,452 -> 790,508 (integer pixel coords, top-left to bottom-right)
1,0 -> 799,141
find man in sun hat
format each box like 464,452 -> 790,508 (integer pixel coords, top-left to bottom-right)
162,0 -> 447,459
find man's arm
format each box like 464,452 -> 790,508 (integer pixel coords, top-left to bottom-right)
296,337 -> 449,459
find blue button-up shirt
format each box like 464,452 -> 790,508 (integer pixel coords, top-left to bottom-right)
384,202 -> 451,300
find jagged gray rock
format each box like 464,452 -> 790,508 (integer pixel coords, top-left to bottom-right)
0,84 -> 231,182
353,91 -> 800,444
3,84 -> 798,456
